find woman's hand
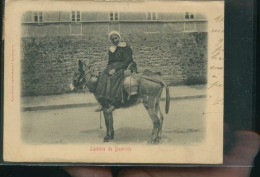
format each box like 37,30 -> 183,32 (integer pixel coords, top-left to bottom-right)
109,69 -> 116,75
124,70 -> 131,77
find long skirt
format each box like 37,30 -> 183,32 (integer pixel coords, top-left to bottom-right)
94,69 -> 125,107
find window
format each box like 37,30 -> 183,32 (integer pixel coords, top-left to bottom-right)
185,12 -> 195,19
34,12 -> 43,23
70,11 -> 82,35
71,11 -> 81,22
147,12 -> 157,21
110,12 -> 119,21
185,12 -> 189,19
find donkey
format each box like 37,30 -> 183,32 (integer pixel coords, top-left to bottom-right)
71,60 -> 170,143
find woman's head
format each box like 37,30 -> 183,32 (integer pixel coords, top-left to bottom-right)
109,31 -> 121,46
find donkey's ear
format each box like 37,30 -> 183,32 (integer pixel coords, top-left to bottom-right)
85,59 -> 91,66
83,60 -> 87,68
78,60 -> 83,70
90,66 -> 95,73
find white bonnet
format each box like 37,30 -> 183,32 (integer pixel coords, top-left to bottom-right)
108,30 -> 121,40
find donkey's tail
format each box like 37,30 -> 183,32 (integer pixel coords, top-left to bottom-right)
140,74 -> 170,114
161,80 -> 170,114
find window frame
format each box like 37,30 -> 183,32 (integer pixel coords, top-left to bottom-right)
109,11 -> 120,21
185,12 -> 195,20
71,10 -> 82,22
33,11 -> 43,24
146,12 -> 158,21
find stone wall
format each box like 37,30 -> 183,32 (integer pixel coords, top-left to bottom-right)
21,32 -> 207,96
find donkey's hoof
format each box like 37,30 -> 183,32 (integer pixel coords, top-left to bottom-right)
151,138 -> 160,144
103,136 -> 114,142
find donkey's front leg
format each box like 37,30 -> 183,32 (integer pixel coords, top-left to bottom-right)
102,110 -> 114,142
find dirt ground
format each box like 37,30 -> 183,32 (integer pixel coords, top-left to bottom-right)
22,98 -> 206,145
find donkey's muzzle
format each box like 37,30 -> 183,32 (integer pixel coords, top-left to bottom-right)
70,83 -> 75,91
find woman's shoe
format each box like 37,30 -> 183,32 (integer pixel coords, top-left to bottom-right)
95,105 -> 103,112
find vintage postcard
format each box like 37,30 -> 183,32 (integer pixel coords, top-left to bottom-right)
3,0 -> 224,164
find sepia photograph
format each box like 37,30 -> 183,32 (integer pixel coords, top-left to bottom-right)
3,1 -> 224,164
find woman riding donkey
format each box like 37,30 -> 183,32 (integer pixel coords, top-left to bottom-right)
72,31 -> 170,143
94,31 -> 137,113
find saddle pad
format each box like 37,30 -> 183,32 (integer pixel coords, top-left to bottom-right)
141,70 -> 163,84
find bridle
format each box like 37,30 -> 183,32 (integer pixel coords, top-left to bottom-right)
75,67 -> 97,88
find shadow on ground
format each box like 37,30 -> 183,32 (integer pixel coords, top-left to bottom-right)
79,127 -> 204,145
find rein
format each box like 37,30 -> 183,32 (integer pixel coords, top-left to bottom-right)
80,69 -> 98,88
75,69 -> 92,88
84,70 -> 93,86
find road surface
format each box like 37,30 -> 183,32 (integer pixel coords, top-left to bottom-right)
22,98 -> 206,145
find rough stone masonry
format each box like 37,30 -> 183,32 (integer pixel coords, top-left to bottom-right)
21,32 -> 207,96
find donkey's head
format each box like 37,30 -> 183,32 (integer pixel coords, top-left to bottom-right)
70,59 -> 99,93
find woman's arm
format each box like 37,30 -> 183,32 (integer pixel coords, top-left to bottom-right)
112,46 -> 133,71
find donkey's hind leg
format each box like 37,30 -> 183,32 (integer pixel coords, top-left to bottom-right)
156,103 -> 164,140
154,88 -> 164,140
143,96 -> 161,143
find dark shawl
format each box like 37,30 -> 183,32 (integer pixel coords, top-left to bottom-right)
95,45 -> 133,106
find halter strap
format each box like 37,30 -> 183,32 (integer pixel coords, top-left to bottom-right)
84,69 -> 97,88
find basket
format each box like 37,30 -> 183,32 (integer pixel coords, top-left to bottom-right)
123,75 -> 138,95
